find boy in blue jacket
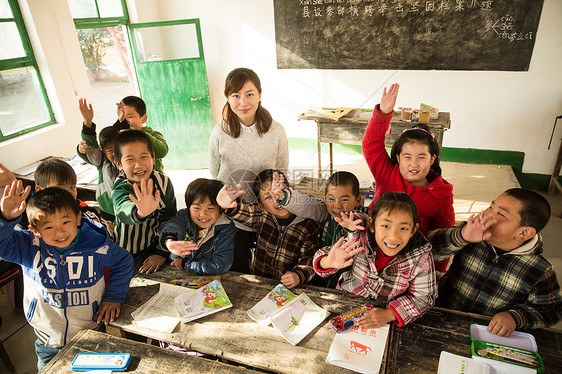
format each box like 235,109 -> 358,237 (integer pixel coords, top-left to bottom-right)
0,181 -> 133,370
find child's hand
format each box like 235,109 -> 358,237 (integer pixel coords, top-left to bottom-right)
116,101 -> 125,122
379,83 -> 400,115
172,258 -> 183,270
139,254 -> 166,274
269,171 -> 286,202
461,210 -> 496,243
216,184 -> 244,209
320,237 -> 364,269
166,239 -> 198,256
78,140 -> 94,154
355,307 -> 396,329
487,311 -> 516,337
0,163 -> 16,188
130,178 -> 161,219
79,98 -> 94,127
334,212 -> 365,231
281,271 -> 300,289
94,301 -> 121,325
1,180 -> 31,220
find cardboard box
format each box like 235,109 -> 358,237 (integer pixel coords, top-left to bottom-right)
418,111 -> 430,122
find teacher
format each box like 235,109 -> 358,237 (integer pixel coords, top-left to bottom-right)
209,67 -> 289,272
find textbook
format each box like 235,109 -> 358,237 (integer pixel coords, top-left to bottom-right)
131,283 -> 187,333
325,324 -> 389,374
437,351 -> 491,374
247,284 -> 298,325
175,280 -> 232,323
268,293 -> 329,346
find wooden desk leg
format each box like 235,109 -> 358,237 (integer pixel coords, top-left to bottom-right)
317,122 -> 322,177
547,138 -> 562,196
329,143 -> 333,175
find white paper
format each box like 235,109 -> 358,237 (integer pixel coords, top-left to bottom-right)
131,283 -> 190,333
175,280 -> 232,323
325,324 -> 389,374
268,293 -> 329,346
438,351 -> 491,374
247,284 -> 298,325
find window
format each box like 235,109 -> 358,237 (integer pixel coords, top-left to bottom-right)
0,0 -> 55,142
69,0 -> 128,28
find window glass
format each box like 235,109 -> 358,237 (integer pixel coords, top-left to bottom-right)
0,22 -> 26,59
98,0 -> 123,18
68,0 -> 97,18
133,23 -> 199,62
0,67 -> 52,136
0,0 -> 13,18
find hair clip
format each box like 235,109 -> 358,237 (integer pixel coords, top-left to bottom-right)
402,127 -> 435,139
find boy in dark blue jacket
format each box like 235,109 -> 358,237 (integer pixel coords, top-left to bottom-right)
159,178 -> 235,275
0,182 -> 133,370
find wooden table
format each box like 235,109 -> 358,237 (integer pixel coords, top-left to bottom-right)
111,266 -> 380,374
39,329 -> 253,373
298,109 -> 451,174
111,267 -> 562,373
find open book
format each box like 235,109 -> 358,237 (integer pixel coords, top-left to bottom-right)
247,284 -> 298,325
175,280 -> 232,323
170,274 -> 220,289
325,324 -> 390,374
131,283 -> 187,333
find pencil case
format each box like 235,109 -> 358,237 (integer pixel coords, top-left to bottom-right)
470,324 -> 544,374
329,303 -> 374,333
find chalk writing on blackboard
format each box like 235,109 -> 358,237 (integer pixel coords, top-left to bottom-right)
274,0 -> 544,71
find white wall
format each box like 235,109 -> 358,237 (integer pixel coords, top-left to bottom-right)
0,0 -> 90,171
133,0 -> 562,175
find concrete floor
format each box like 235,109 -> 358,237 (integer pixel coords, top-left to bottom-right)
1,149 -> 561,373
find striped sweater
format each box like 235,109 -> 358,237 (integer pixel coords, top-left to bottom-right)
113,171 -> 177,255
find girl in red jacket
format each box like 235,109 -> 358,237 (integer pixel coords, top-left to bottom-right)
362,83 -> 454,278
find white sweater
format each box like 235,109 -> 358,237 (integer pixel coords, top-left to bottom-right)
208,120 -> 289,202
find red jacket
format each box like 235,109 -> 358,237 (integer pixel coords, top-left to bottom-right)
362,106 -> 455,275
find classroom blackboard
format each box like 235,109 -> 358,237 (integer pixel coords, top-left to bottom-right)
273,0 -> 544,71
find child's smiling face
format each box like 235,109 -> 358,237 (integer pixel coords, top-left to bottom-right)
369,208 -> 417,256
397,141 -> 436,188
189,196 -> 220,230
116,141 -> 155,184
123,104 -> 147,130
259,181 -> 292,219
30,208 -> 81,248
325,183 -> 360,218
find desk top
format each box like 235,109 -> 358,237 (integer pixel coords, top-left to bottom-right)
299,109 -> 451,129
39,329 -> 254,373
111,267 -> 378,374
111,267 -> 562,373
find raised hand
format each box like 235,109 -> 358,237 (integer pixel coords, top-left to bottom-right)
334,212 -> 365,231
269,171 -> 286,202
320,237 -> 364,270
78,140 -> 94,154
129,178 -> 160,219
379,83 -> 400,115
79,98 -> 94,127
166,239 -> 199,256
0,163 -> 16,188
461,210 -> 496,243
216,184 -> 244,209
116,101 -> 125,122
1,180 -> 31,220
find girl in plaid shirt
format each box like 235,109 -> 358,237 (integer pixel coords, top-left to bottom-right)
314,192 -> 437,328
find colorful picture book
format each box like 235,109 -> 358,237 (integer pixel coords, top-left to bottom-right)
175,280 -> 232,323
247,284 -> 298,325
325,324 -> 389,374
268,293 -> 329,346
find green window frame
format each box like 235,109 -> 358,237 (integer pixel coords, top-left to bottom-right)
70,0 -> 129,29
0,0 -> 56,142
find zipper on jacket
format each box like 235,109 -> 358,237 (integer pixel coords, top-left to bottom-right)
59,253 -> 70,345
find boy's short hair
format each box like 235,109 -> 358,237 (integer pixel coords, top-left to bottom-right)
252,169 -> 289,199
113,130 -> 154,163
122,96 -> 146,117
504,188 -> 551,232
325,171 -> 360,197
185,178 -> 224,208
99,126 -> 119,150
27,187 -> 80,229
35,159 -> 77,188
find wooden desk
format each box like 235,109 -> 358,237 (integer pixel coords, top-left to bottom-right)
40,329 -> 253,373
298,109 -> 451,174
111,266 -> 381,374
386,306 -> 562,373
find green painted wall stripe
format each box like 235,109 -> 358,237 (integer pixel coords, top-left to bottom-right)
287,137 -> 561,191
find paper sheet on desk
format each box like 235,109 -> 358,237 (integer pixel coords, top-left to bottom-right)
131,283 -> 190,333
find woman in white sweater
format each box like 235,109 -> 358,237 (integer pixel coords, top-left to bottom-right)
208,67 -> 289,272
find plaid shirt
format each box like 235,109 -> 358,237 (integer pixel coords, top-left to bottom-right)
226,202 -> 319,286
314,217 -> 436,326
429,224 -> 562,329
